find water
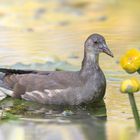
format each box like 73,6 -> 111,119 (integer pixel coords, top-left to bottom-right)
0,0 -> 140,139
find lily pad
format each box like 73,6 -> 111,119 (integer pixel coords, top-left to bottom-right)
9,61 -> 79,71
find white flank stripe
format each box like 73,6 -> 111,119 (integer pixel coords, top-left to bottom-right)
32,90 -> 44,98
0,91 -> 7,100
0,87 -> 13,97
24,90 -> 45,98
44,89 -> 53,97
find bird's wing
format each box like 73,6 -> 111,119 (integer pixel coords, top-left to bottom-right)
0,70 -> 82,98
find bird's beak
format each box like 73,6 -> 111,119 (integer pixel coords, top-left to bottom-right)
102,43 -> 114,57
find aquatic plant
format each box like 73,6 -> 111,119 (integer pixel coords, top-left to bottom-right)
120,79 -> 140,130
120,49 -> 140,131
120,49 -> 140,73
121,78 -> 140,93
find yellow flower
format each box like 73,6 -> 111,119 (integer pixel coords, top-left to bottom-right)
120,49 -> 140,73
120,78 -> 140,93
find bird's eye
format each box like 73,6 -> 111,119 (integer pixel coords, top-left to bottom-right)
94,41 -> 98,44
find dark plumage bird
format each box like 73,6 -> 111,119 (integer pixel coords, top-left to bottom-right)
0,34 -> 113,105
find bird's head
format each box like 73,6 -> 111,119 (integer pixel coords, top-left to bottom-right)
85,33 -> 114,57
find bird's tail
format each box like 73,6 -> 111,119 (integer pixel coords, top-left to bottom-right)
0,68 -> 35,75
0,70 -> 14,101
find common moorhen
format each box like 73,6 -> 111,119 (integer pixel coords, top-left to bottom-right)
0,34 -> 113,105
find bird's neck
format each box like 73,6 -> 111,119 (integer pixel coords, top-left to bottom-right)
80,48 -> 100,76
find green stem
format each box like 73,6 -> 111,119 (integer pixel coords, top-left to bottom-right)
128,93 -> 140,131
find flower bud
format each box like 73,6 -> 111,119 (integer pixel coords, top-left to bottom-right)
120,78 -> 140,93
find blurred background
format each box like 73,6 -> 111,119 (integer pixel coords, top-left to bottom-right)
0,0 -> 140,140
